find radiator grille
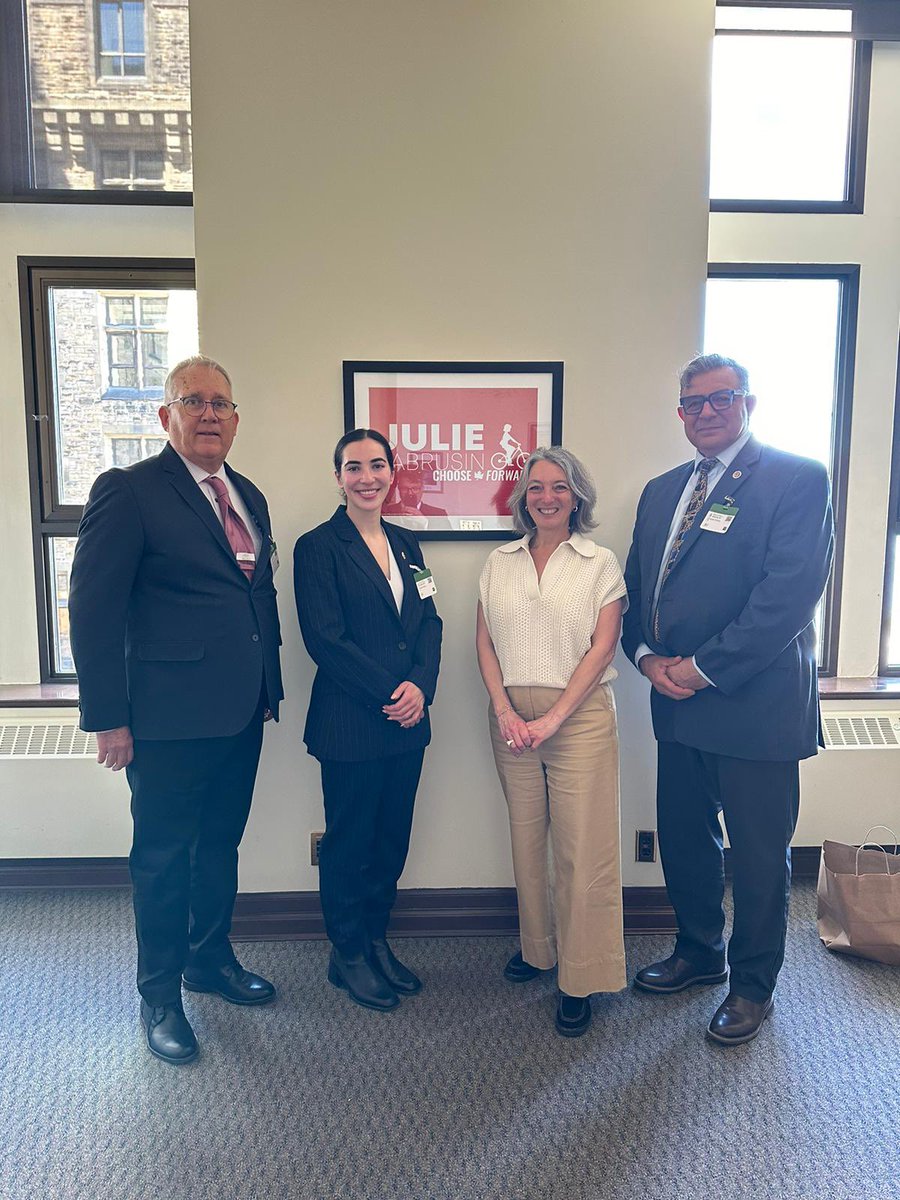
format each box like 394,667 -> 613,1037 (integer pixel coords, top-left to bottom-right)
821,712 -> 900,750
0,723 -> 96,759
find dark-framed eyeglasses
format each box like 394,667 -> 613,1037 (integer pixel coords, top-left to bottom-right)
679,389 -> 747,417
166,396 -> 238,419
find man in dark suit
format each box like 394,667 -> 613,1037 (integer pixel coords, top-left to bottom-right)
622,353 -> 833,1045
69,355 -> 284,1065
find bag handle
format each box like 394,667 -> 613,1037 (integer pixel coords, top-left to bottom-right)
855,826 -> 899,876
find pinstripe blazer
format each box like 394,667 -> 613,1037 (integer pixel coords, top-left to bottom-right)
293,506 -> 443,763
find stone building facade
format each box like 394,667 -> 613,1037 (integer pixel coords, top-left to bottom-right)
27,0 -> 191,191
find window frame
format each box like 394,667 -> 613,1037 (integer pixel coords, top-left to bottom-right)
0,0 -> 191,205
706,262 -> 860,676
711,1 -> 872,214
19,257 -> 196,682
878,337 -> 900,674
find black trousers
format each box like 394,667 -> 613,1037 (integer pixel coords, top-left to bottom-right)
318,749 -> 425,956
656,740 -> 800,1003
126,702 -> 265,1005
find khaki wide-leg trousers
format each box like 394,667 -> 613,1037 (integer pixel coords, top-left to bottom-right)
489,684 -> 626,997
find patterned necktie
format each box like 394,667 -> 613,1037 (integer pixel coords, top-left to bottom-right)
653,456 -> 718,640
204,475 -> 256,580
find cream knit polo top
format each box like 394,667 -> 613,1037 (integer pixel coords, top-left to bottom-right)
479,532 -> 628,689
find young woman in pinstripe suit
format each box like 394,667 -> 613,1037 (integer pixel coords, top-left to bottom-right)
294,430 -> 442,1012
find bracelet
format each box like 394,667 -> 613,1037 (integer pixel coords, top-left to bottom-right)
495,705 -> 511,720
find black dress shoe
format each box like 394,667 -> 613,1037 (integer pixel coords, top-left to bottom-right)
706,992 -> 774,1045
183,962 -> 276,1006
327,947 -> 399,1011
634,954 -> 728,994
555,991 -> 592,1038
140,999 -> 198,1065
503,950 -> 541,983
369,938 -> 422,994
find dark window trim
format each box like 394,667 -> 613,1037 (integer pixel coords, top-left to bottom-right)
878,334 -> 900,674
0,0 -> 191,205
707,262 -> 860,678
19,256 -> 195,682
710,29 -> 871,214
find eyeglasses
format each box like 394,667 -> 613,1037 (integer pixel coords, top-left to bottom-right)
679,389 -> 747,417
166,396 -> 238,419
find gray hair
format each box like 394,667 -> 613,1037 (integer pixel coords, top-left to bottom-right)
679,353 -> 750,394
164,355 -> 233,403
508,446 -> 598,536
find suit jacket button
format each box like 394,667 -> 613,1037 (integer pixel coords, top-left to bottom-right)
252,634 -> 260,642
398,641 -> 407,651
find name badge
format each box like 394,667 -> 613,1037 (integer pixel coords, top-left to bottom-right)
414,567 -> 437,598
270,546 -> 280,574
700,503 -> 738,534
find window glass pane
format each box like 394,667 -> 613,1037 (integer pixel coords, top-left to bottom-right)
139,297 -> 167,325
106,296 -> 134,325
111,437 -> 142,466
704,277 -> 841,467
48,538 -> 77,675
109,331 -> 137,365
122,2 -> 145,52
98,3 -> 121,52
25,0 -> 191,192
886,536 -> 900,668
48,287 -> 199,504
710,35 -> 853,201
716,6 -> 852,32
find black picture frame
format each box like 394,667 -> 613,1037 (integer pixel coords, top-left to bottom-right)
342,360 -> 563,540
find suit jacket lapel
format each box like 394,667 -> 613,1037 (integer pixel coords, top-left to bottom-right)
667,436 -> 761,577
384,523 -> 419,628
161,444 -> 236,565
648,462 -> 694,597
331,507 -> 401,621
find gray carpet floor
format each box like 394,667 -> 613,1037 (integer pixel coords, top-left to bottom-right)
1,880 -> 898,1200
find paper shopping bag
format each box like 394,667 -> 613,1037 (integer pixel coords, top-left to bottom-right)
817,826 -> 900,966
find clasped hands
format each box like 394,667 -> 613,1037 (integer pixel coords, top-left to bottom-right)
639,654 -> 709,700
383,680 -> 425,729
498,708 -> 561,756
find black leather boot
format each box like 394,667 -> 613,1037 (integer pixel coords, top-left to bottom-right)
327,947 -> 399,1011
369,938 -> 422,994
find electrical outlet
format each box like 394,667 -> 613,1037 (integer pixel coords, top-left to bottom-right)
635,829 -> 657,863
310,831 -> 324,866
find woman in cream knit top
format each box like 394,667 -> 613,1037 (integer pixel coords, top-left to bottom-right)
476,446 -> 627,1039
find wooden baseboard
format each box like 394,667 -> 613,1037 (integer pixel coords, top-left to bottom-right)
0,847 -> 826,939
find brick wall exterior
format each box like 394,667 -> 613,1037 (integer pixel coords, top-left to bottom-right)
27,0 -> 192,190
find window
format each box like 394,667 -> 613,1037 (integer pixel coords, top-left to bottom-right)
100,148 -> 165,190
711,3 -> 871,211
0,0 -> 192,199
20,259 -> 198,679
880,347 -> 900,672
97,0 -> 146,77
704,264 -> 859,674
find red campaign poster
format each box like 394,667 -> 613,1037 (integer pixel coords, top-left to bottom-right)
346,365 -> 562,537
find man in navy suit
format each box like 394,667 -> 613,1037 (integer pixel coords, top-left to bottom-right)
69,355 -> 284,1064
622,353 -> 833,1045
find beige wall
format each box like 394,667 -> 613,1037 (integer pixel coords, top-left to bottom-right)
4,5 -> 896,882
186,0 -> 714,890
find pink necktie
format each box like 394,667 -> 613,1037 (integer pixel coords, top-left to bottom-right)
204,475 -> 256,580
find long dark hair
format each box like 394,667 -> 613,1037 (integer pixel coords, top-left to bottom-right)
333,428 -> 395,473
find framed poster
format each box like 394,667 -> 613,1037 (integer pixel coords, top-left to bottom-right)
343,360 -> 563,539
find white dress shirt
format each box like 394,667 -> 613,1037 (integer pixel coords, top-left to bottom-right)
635,428 -> 752,685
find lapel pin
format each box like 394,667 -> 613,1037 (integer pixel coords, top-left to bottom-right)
732,470 -> 742,479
